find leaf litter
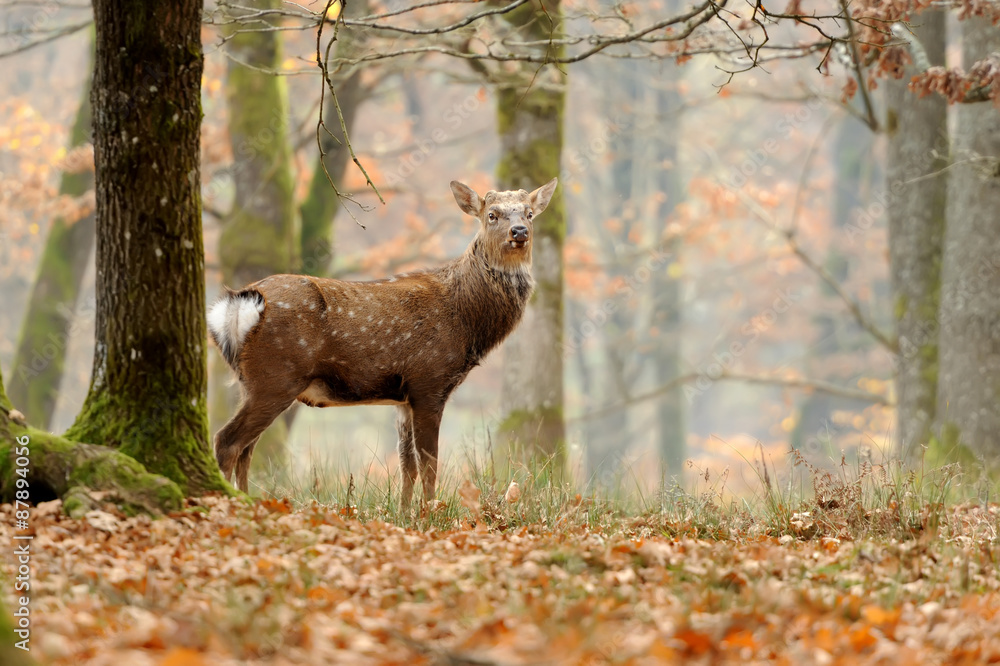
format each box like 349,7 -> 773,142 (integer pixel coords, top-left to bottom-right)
2,496 -> 999,665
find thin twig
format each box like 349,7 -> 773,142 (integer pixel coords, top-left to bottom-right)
571,370 -> 892,422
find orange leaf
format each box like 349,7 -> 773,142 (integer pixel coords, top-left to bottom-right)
862,605 -> 900,627
849,626 -> 877,651
721,628 -> 757,650
676,628 -> 714,655
259,498 -> 292,514
159,647 -> 206,666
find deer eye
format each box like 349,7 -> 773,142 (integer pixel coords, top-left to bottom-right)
527,210 -> 533,219
488,212 -> 497,222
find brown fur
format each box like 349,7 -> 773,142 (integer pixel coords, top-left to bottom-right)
211,178 -> 558,508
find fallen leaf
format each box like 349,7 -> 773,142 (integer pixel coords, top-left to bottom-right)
458,479 -> 482,515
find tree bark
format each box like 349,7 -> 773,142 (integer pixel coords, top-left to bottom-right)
64,0 -> 227,495
935,17 -> 1000,462
885,10 -> 947,459
8,49 -> 95,430
496,0 -> 567,465
212,0 -> 301,478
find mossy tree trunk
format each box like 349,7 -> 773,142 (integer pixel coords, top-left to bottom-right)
1,363 -> 182,516
885,10 -> 947,460
496,0 -> 567,468
213,0 -> 300,479
299,0 -> 370,278
9,47 -> 95,430
935,17 -> 1000,462
64,0 -> 228,496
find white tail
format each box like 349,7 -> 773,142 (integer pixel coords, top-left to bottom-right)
207,289 -> 264,367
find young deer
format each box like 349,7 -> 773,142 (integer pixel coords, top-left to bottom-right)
208,177 -> 558,508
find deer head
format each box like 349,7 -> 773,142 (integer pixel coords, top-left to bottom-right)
450,177 -> 558,272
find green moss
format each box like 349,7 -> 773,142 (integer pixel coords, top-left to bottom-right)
1,418 -> 185,516
65,379 -> 229,497
894,294 -> 908,322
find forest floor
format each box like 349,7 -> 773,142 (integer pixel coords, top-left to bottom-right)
2,469 -> 1000,665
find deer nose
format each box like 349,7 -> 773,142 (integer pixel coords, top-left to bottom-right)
511,225 -> 529,241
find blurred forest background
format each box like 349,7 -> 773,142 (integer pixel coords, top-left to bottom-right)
1,0 -> 997,499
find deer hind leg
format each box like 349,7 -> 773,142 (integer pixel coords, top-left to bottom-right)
396,405 -> 418,511
234,440 -> 259,493
215,390 -> 300,492
410,403 -> 443,503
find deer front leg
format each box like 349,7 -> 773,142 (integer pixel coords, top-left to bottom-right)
410,403 -> 443,504
396,405 -> 418,512
215,392 -> 298,492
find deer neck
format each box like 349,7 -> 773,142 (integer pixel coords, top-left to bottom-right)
449,235 -> 534,361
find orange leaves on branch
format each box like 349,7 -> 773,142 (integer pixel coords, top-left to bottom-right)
910,57 -> 1000,107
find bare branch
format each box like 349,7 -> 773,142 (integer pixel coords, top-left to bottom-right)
572,371 -> 892,422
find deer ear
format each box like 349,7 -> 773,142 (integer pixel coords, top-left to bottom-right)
529,177 -> 558,215
450,181 -> 483,217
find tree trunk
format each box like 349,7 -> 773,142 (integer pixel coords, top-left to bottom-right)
642,66 -> 686,476
8,51 -> 95,430
213,0 -> 301,479
64,0 -> 227,495
885,10 -> 947,459
935,17 -> 1000,462
496,0 -> 567,466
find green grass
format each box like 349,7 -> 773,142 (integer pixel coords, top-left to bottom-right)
249,441 -> 1000,544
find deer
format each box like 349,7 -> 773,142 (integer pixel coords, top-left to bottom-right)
208,177 -> 558,510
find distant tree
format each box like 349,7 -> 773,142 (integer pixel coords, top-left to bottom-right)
935,17 -> 1000,462
494,0 -> 568,467
9,44 -> 94,429
64,0 -> 227,495
885,12 -> 947,459
299,0 -> 371,278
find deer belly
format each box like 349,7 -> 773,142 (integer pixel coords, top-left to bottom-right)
296,377 -> 405,408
